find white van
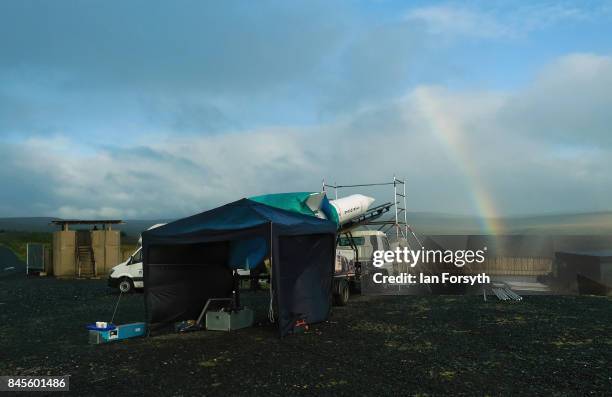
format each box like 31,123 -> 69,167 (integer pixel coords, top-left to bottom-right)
108,246 -> 143,293
108,223 -> 166,293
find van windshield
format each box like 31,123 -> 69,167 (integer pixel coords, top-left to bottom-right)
338,236 -> 365,247
131,248 -> 143,264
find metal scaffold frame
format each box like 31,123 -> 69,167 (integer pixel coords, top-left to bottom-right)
321,176 -> 423,249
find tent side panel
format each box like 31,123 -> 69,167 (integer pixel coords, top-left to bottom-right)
144,241 -> 233,325
275,233 -> 336,336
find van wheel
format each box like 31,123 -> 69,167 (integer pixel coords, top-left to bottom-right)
334,280 -> 350,306
118,278 -> 133,293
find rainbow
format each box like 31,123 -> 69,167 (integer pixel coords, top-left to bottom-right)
415,89 -> 505,235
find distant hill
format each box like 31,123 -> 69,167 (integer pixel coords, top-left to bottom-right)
500,212 -> 612,235
395,211 -> 612,235
1,211 -> 611,236
0,217 -> 61,233
0,217 -> 173,237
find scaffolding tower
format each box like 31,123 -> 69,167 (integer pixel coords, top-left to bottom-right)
322,176 -> 423,249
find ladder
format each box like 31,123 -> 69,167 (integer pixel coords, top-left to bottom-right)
75,230 -> 96,278
77,245 -> 95,277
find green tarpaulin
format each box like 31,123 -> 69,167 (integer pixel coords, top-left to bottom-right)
250,192 -> 316,217
249,192 -> 340,225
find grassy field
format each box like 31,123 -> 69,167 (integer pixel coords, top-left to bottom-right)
0,231 -> 52,261
0,231 -> 137,267
1,271 -> 611,396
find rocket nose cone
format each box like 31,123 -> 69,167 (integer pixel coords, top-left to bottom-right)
357,194 -> 375,207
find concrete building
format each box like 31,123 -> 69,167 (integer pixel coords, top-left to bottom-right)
52,220 -> 122,278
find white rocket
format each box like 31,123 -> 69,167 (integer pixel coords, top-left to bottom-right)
304,192 -> 376,226
328,194 -> 376,224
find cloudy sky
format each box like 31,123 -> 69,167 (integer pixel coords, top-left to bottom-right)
1,0 -> 611,219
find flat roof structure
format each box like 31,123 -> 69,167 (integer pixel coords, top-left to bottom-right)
51,220 -> 124,231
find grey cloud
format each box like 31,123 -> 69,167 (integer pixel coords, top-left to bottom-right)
0,1 -> 433,138
0,1 -> 347,94
1,52 -> 612,218
500,54 -> 612,147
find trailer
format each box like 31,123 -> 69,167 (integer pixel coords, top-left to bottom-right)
326,176 -> 423,305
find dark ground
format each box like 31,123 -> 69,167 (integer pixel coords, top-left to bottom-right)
1,271 -> 611,396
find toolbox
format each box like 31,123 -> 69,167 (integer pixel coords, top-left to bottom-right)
205,308 -> 254,331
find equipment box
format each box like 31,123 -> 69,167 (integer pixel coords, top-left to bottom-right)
89,322 -> 146,344
206,308 -> 254,331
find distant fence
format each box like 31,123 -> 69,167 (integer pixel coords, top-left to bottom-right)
27,243 -> 44,271
466,256 -> 552,276
26,243 -> 51,274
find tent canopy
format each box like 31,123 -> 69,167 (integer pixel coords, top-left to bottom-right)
142,198 -> 337,336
